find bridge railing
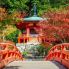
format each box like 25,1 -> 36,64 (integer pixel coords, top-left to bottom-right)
0,42 -> 23,69
45,43 -> 69,69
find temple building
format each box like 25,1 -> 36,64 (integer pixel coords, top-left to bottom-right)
16,4 -> 46,52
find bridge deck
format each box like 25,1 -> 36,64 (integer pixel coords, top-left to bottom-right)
4,61 -> 67,69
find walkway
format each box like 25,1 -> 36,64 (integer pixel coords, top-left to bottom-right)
4,61 -> 67,69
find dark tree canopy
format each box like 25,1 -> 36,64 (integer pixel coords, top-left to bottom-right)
0,0 -> 69,15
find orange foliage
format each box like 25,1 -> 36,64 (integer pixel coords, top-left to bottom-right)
0,7 -> 7,21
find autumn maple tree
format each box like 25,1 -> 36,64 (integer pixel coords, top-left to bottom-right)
38,8 -> 69,46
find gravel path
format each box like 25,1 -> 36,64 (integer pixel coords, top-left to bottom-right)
4,61 -> 67,69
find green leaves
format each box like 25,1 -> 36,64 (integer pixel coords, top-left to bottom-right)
0,0 -> 28,13
6,30 -> 20,43
0,0 -> 69,15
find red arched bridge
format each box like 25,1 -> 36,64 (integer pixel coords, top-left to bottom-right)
45,43 -> 69,69
0,42 -> 23,69
0,42 -> 69,69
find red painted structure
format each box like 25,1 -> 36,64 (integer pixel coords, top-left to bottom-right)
15,4 -> 45,43
0,42 -> 23,69
16,21 -> 43,43
45,43 -> 69,68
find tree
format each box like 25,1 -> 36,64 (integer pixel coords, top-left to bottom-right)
1,0 -> 69,15
38,8 -> 69,46
0,7 -> 26,42
0,0 -> 28,13
6,29 -> 20,43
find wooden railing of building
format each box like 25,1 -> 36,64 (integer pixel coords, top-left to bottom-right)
45,43 -> 69,69
0,42 -> 23,69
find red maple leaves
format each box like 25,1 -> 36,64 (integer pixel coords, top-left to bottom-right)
39,9 -> 69,45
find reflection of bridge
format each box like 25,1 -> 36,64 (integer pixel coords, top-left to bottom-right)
0,42 -> 69,69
